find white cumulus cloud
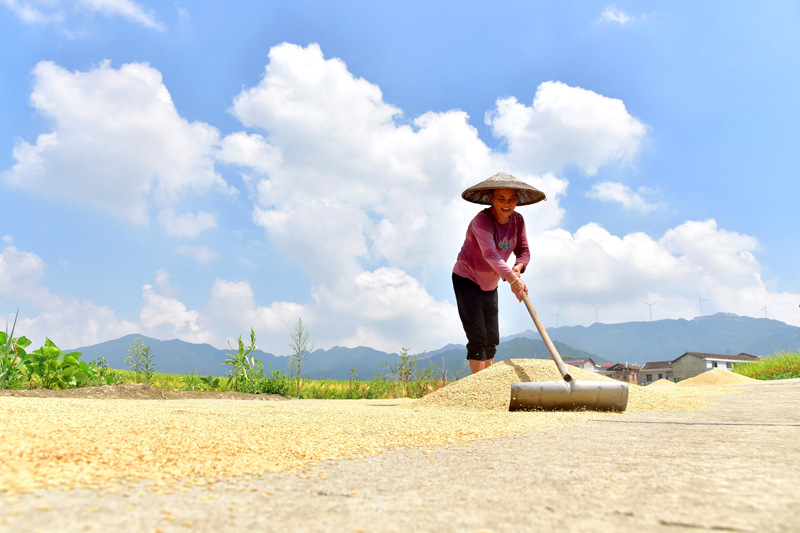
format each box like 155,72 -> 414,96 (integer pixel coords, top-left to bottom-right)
3,60 -> 228,224
139,270 -> 211,344
587,181 -> 661,212
518,219 -> 795,328
486,81 -> 648,175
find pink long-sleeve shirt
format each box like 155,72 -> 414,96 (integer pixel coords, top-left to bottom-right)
453,208 -> 530,291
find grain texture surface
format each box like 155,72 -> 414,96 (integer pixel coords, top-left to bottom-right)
0,359 -> 736,493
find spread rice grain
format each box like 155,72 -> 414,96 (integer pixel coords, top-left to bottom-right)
0,359 -> 741,494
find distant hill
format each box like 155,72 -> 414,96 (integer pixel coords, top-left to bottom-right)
74,334 -> 280,377
73,334 -> 406,380
72,334 -> 608,380
70,312 -> 800,379
423,338 -> 611,380
519,313 -> 800,364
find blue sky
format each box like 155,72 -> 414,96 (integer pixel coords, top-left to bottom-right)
2,1 -> 799,356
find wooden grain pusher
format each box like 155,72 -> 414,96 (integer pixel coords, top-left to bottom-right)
509,293 -> 629,411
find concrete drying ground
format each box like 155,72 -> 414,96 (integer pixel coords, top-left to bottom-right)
2,379 -> 799,533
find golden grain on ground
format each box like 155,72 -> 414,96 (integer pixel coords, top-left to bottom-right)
647,379 -> 677,388
676,368 -> 758,387
0,358 -> 744,494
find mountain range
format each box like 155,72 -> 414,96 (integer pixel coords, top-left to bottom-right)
70,313 -> 800,380
539,312 -> 800,363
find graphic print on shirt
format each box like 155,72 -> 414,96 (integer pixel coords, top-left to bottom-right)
497,237 -> 514,250
489,212 -> 516,251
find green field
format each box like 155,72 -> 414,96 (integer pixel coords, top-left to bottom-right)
733,349 -> 800,380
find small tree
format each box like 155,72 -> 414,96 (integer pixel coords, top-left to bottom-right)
125,337 -> 155,383
288,318 -> 313,394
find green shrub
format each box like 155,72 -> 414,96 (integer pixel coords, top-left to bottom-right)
3,334 -> 112,390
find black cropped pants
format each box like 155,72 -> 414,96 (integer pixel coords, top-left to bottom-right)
452,273 -> 499,361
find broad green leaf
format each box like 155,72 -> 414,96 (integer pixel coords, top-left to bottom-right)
16,336 -> 32,349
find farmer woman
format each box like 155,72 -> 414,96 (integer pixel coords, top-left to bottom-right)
452,172 -> 546,374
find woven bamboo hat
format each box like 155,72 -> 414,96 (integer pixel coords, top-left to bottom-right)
461,172 -> 546,206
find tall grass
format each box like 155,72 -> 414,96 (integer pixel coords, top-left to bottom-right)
733,349 -> 800,380
109,368 -> 443,399
113,369 -> 226,391
1,323 -> 449,398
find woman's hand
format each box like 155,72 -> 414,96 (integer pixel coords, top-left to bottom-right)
505,272 -> 528,302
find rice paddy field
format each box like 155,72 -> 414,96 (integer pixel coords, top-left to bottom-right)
0,359 -> 756,494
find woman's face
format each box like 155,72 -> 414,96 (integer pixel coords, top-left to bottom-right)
490,188 -> 518,222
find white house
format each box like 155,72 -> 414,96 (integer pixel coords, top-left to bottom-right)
565,358 -> 598,373
671,352 -> 759,382
640,361 -> 673,385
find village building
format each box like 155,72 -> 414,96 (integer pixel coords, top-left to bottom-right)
640,361 -> 673,385
565,358 -> 598,373
573,352 -> 760,385
671,352 -> 760,382
597,362 -> 640,383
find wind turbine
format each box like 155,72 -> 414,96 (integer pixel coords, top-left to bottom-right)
695,292 -> 711,317
640,299 -> 660,322
755,294 -> 768,318
551,307 -> 564,328
591,304 -> 606,324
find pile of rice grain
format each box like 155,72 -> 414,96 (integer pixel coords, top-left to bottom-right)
676,368 -> 758,387
415,359 -> 714,413
417,358 -> 606,411
647,378 -> 677,388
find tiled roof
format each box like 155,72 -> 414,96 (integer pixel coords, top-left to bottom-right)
601,363 -> 642,371
641,361 -> 672,370
680,351 -> 760,361
565,358 -> 596,366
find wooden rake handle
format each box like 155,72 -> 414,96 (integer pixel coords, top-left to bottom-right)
520,292 -> 573,382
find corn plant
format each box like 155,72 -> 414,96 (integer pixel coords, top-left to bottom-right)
1,310 -> 30,389
224,328 -> 264,392
733,350 -> 800,380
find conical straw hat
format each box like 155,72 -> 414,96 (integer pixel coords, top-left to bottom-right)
461,172 -> 546,206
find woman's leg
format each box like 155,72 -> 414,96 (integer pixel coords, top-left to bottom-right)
482,287 -> 500,363
453,274 -> 489,360
453,274 -> 500,374
469,358 -> 494,373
